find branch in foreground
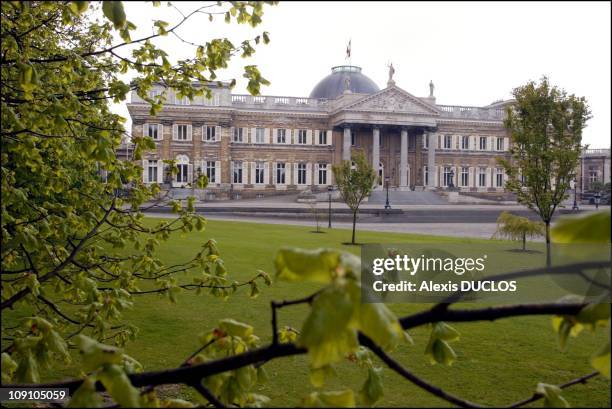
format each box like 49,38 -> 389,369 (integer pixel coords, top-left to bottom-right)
5,301 -> 589,396
506,371 -> 599,408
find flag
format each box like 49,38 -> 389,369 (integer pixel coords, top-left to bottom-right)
346,39 -> 351,59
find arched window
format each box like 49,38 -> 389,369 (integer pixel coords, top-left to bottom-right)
175,155 -> 191,185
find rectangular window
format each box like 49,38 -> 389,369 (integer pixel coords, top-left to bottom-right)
589,169 -> 599,183
277,129 -> 286,144
255,161 -> 265,184
424,135 -> 429,149
496,168 -> 504,187
318,130 -> 327,145
232,161 -> 243,184
255,128 -> 265,144
479,136 -> 487,150
351,130 -> 356,146
318,163 -> 328,185
298,129 -> 307,144
177,164 -> 189,183
297,163 -> 307,185
497,137 -> 503,151
444,135 -> 452,149
461,135 -> 469,150
205,126 -> 216,141
177,125 -> 188,141
147,160 -> 158,183
276,162 -> 286,184
233,127 -> 243,143
478,167 -> 487,187
146,124 -> 159,140
443,166 -> 452,186
206,161 -> 216,184
424,166 -> 429,185
461,167 -> 469,187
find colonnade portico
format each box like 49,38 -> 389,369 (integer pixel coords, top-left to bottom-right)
340,124 -> 436,189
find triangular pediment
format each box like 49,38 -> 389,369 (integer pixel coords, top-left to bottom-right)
337,86 -> 440,116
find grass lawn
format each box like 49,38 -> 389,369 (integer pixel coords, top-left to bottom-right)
113,218 -> 610,407
5,218 -> 610,407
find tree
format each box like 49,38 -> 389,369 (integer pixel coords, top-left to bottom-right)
332,152 -> 377,245
500,77 -> 591,265
493,211 -> 545,251
1,0 -> 273,399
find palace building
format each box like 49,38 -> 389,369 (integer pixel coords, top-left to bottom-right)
127,64 -> 514,199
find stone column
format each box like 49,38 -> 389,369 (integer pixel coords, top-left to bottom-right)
372,127 -> 380,172
427,131 -> 436,189
343,126 -> 351,162
400,128 -> 408,188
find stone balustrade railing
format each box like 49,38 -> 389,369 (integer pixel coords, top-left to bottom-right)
230,94 -> 328,110
437,105 -> 505,121
582,148 -> 611,157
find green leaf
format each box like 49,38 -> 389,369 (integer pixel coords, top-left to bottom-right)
68,377 -> 104,408
102,1 -> 127,29
358,303 -> 404,351
218,319 -> 253,338
75,335 -> 123,372
275,248 -> 358,283
590,338 -> 610,379
69,1 -> 89,14
1,353 -> 18,383
309,365 -> 336,388
551,211 -> 611,244
535,383 -> 570,408
303,389 -> 356,408
98,364 -> 141,407
359,367 -> 384,407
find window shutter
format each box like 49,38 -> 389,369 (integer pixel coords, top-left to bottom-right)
250,162 -> 256,184
452,135 -> 457,150
229,127 -> 234,143
187,164 -> 193,184
187,125 -> 192,141
214,161 -> 220,184
264,128 -> 270,144
468,167 -> 474,187
215,126 -> 221,142
202,126 -> 206,142
285,163 -> 292,185
306,130 -> 312,145
142,160 -> 148,183
158,124 -> 163,141
272,129 -> 278,144
326,164 -> 331,185
157,160 -> 164,183
503,137 -> 509,151
264,162 -> 270,184
486,168 -> 491,187
250,128 -> 257,144
172,124 -> 177,140
293,163 -> 298,184
306,163 -> 312,185
313,130 -> 319,145
437,135 -> 441,150
326,130 -> 333,145
142,124 -> 147,138
287,129 -> 293,144
272,162 -> 277,184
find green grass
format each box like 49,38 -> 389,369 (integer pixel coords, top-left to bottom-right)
5,219 -> 610,407
115,219 -> 609,407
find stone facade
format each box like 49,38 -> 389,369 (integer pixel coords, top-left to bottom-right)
578,149 -> 611,192
127,66 -> 515,199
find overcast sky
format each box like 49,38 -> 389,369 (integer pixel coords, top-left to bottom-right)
115,1 -> 611,148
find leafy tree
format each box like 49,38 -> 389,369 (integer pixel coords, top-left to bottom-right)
1,0 -> 273,397
332,152 -> 377,245
500,77 -> 591,265
493,211 -> 545,251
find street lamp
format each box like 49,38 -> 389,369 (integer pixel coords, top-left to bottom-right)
571,178 -> 579,211
594,191 -> 601,210
384,176 -> 391,210
327,185 -> 333,228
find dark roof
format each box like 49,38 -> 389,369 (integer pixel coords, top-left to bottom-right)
309,66 -> 380,99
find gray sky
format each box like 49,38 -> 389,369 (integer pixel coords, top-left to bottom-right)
115,1 -> 611,148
